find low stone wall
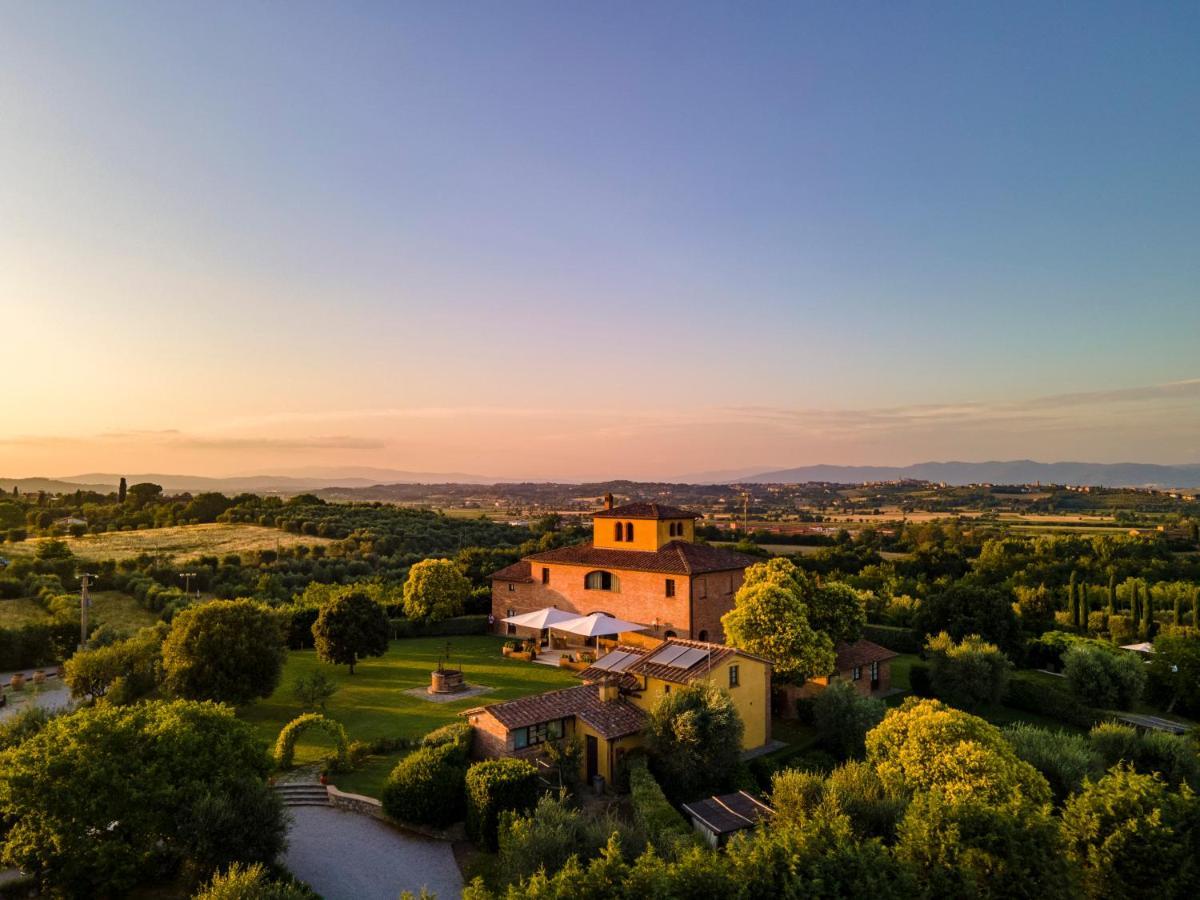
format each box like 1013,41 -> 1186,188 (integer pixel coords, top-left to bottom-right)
326,785 -> 385,819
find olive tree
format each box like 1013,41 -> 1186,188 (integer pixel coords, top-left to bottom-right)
312,590 -> 389,674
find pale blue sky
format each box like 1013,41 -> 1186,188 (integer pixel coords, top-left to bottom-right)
1,3 -> 1197,478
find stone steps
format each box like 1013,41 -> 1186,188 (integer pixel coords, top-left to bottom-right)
273,782 -> 330,807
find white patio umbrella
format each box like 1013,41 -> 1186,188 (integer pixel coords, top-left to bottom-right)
551,612 -> 649,638
501,607 -> 579,630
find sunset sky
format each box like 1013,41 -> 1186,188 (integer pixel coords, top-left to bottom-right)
2,3 -> 1198,481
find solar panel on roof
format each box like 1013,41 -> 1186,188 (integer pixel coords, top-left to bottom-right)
648,644 -> 689,665
609,652 -> 639,673
667,647 -> 708,669
593,650 -> 632,672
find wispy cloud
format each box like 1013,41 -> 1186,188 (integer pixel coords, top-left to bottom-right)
0,431 -> 385,452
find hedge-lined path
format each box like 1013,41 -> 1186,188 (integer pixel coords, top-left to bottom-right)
285,805 -> 462,900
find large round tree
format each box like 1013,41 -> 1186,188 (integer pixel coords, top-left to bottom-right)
643,680 -> 744,801
312,590 -> 389,674
162,599 -> 287,705
721,579 -> 835,682
0,700 -> 286,896
403,558 -> 471,622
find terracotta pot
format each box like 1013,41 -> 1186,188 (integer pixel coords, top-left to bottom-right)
32,670 -> 46,685
319,774 -> 328,785
9,674 -> 25,691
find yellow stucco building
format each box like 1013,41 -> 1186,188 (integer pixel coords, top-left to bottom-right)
465,636 -> 772,788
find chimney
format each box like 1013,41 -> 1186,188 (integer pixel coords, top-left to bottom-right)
603,492 -> 614,511
598,677 -> 620,703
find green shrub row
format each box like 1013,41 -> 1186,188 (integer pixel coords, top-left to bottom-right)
628,756 -> 692,845
861,623 -> 923,654
1004,671 -> 1101,730
465,757 -> 541,850
0,621 -> 80,671
388,614 -> 489,640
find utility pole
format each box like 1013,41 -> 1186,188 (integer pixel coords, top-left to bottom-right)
741,491 -> 751,534
179,571 -> 197,598
78,572 -> 96,650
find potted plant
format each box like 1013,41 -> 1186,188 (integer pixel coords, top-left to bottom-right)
32,670 -> 46,686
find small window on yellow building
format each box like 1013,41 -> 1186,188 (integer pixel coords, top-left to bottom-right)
729,665 -> 740,688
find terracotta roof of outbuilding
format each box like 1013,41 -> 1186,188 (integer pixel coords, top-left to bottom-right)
473,684 -> 647,739
593,502 -> 699,519
489,561 -> 533,583
518,540 -> 756,576
833,639 -> 898,672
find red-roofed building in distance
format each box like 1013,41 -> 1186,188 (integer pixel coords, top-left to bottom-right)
490,494 -> 757,644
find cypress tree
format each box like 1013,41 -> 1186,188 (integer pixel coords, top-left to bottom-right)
1131,581 -> 1140,623
1193,588 -> 1199,629
118,477 -> 127,504
1068,571 -> 1079,629
1143,583 -> 1154,639
1173,594 -> 1182,627
1107,572 -> 1117,618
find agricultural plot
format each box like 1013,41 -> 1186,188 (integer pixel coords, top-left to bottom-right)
3,523 -> 332,562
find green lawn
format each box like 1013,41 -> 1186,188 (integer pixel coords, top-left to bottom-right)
89,591 -> 160,632
0,597 -> 52,627
239,635 -> 578,796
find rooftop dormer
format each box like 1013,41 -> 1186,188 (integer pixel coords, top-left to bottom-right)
592,494 -> 699,551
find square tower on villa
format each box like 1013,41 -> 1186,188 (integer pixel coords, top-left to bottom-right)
490,495 -> 757,642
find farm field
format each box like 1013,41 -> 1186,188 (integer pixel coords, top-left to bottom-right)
2,523 -> 331,561
240,635 -> 578,797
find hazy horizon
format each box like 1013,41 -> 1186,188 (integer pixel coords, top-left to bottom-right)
3,4 -> 1198,481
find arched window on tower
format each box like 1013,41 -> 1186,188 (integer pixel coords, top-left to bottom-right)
584,571 -> 619,591
625,522 -> 634,541
614,522 -> 624,542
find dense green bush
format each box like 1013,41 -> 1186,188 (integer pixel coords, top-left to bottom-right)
192,863 -> 317,899
381,740 -> 469,826
628,755 -> 692,846
497,792 -> 640,887
1061,764 -> 1200,899
1063,645 -> 1146,710
1004,671 -> 1100,730
925,632 -> 1012,710
1088,722 -> 1200,790
1003,723 -> 1102,801
812,680 -> 886,759
465,757 -> 540,849
421,721 -> 474,753
862,623 -> 923,654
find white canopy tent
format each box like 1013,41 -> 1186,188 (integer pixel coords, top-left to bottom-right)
551,612 -> 649,638
501,607 -> 579,630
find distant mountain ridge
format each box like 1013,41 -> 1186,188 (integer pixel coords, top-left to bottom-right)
735,460 -> 1200,489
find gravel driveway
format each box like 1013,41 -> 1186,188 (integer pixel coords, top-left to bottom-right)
285,805 -> 462,900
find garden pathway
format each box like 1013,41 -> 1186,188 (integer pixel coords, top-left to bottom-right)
285,805 -> 462,900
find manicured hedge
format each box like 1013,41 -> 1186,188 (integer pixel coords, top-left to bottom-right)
0,621 -> 80,671
628,756 -> 692,845
465,757 -> 540,849
389,614 -> 489,640
381,740 -> 469,827
862,623 -> 923,654
1004,671 -> 1100,730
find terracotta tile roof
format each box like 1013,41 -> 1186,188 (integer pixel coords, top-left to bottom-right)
834,639 -> 898,672
593,502 -> 699,519
520,540 -> 756,576
489,561 -> 533,583
476,683 -> 648,740
681,791 -> 773,835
